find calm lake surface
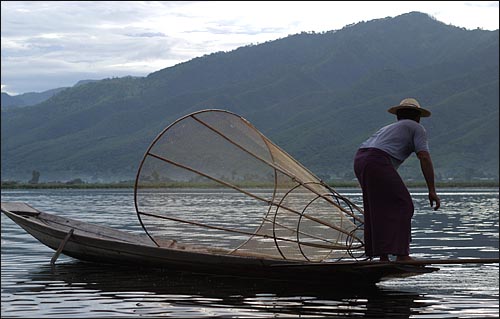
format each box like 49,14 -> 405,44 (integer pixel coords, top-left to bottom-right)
1,188 -> 498,318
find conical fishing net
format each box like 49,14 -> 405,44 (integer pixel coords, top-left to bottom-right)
134,110 -> 364,262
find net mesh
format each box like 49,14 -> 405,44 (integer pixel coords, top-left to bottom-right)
134,110 -> 364,261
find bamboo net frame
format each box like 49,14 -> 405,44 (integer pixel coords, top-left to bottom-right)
134,109 -> 365,262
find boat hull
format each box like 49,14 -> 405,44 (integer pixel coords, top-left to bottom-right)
2,202 -> 438,286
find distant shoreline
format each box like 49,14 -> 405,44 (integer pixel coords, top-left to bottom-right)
2,180 -> 498,190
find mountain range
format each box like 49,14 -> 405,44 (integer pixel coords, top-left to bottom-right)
1,12 -> 498,183
1,80 -> 102,110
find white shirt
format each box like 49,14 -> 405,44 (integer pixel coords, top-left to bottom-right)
359,119 -> 429,168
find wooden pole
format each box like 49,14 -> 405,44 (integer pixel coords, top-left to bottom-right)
270,258 -> 499,267
390,258 -> 500,265
50,228 -> 74,265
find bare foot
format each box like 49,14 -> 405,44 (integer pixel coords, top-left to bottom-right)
396,255 -> 414,262
379,255 -> 390,262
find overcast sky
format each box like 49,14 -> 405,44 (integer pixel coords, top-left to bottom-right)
1,1 -> 498,95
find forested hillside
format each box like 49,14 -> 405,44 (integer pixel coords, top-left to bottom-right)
2,12 -> 498,183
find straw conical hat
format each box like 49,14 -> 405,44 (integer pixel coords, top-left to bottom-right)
387,98 -> 431,117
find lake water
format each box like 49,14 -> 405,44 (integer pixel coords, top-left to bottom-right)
1,188 -> 498,318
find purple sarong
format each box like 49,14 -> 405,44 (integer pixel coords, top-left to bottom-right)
353,148 -> 414,257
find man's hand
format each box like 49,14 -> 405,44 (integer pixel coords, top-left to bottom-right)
429,191 -> 440,210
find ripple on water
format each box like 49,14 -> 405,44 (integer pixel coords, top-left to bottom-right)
1,188 -> 498,318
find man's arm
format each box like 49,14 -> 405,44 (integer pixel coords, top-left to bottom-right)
417,150 -> 441,210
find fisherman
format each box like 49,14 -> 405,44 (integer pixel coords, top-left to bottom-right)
353,98 -> 441,262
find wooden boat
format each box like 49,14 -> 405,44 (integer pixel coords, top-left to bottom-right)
2,201 -> 440,286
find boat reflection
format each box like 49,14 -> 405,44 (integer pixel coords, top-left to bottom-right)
4,261 -> 429,318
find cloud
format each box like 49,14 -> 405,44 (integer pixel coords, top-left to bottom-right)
1,1 -> 498,94
126,32 -> 167,38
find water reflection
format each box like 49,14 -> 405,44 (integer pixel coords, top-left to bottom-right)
1,188 -> 498,318
3,261 -> 425,318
